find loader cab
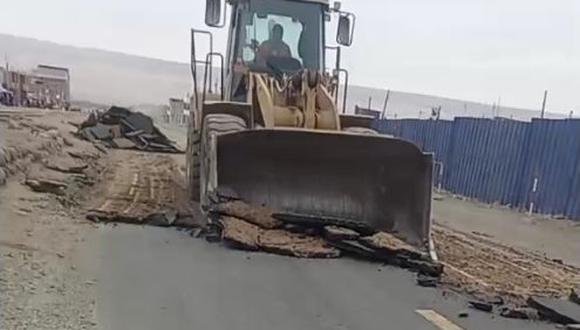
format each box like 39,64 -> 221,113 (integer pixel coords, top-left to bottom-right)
227,0 -> 324,100
231,0 -> 324,71
197,0 -> 355,102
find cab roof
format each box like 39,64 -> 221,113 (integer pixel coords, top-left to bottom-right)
229,0 -> 330,6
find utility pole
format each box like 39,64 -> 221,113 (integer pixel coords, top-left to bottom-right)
497,96 -> 501,117
381,89 -> 390,119
367,96 -> 372,110
540,90 -> 548,119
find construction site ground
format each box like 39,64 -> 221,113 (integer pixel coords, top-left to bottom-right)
1,108 -> 579,329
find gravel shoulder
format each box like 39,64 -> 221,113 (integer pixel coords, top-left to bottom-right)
0,109 -> 103,330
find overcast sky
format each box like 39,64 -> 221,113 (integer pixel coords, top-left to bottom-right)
1,0 -> 578,113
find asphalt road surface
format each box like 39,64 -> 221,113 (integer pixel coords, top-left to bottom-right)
79,224 -> 553,330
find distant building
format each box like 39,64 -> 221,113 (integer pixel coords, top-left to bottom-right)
0,64 -> 70,108
28,65 -> 70,108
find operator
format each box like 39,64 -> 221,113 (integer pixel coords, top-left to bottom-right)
256,24 -> 291,66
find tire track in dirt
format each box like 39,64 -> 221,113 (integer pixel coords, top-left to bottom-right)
88,150 -> 198,226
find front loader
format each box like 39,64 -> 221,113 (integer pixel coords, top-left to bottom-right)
187,0 -> 435,254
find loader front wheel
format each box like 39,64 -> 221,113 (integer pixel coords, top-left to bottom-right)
199,114 -> 247,205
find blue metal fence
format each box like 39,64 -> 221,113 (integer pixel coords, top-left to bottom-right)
373,117 -> 580,220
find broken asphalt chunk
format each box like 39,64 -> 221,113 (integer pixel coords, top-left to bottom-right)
458,311 -> 469,318
25,178 -> 67,195
219,217 -> 260,250
571,288 -> 580,306
399,257 -> 444,277
468,300 -> 493,313
417,274 -> 438,288
565,324 -> 580,330
500,306 -> 539,320
111,138 -> 137,149
257,229 -> 340,259
272,212 -> 375,235
44,158 -> 88,174
326,240 -> 383,261
75,106 -> 181,153
213,201 -> 282,229
359,232 -> 424,259
323,225 -> 360,241
122,113 -> 155,134
527,296 -> 580,324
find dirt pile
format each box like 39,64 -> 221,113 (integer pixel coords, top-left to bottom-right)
434,224 -> 580,303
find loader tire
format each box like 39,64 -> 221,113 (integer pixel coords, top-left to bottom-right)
343,126 -> 378,135
199,114 -> 247,204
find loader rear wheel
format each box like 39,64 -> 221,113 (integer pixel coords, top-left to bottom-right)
199,114 -> 247,204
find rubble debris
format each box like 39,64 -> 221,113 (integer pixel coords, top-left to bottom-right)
0,167 -> 5,186
0,148 -> 6,167
571,288 -> 580,305
44,157 -> 88,174
399,257 -> 444,277
190,228 -> 204,238
359,231 -> 423,258
219,216 -> 340,258
220,217 -> 260,250
204,224 -> 222,242
122,112 -> 154,134
111,138 -> 137,149
146,210 -> 177,227
209,201 -> 448,269
500,306 -> 539,320
468,300 -> 493,313
75,106 -> 181,153
417,274 -> 438,288
527,296 -> 580,325
68,150 -> 99,161
93,143 -> 108,154
24,178 -> 67,195
470,294 -> 504,307
327,240 -> 381,260
257,230 -> 340,259
565,324 -> 580,330
323,225 -> 360,241
87,208 -> 193,228
213,201 -> 282,229
273,212 -> 375,235
84,124 -> 118,140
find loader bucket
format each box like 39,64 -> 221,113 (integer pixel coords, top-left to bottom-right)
212,129 -> 433,250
